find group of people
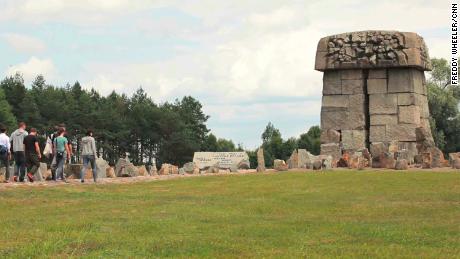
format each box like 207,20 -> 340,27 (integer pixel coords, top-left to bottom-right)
0,122 -> 99,184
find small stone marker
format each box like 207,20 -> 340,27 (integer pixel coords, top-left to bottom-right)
395,159 -> 409,170
159,164 -> 179,175
95,158 -> 108,179
138,165 -> 148,176
453,158 -> 460,169
257,148 -> 265,172
33,163 -> 48,181
115,158 -> 139,177
422,152 -> 432,169
274,159 -> 288,171
183,162 -> 199,174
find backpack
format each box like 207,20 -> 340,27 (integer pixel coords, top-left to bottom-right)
0,145 -> 8,155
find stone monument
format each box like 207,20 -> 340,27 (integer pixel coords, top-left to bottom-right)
315,30 -> 433,165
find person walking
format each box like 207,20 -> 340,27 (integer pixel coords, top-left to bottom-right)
0,125 -> 11,183
49,125 -> 59,180
53,127 -> 70,182
23,128 -> 41,182
80,130 -> 98,183
10,122 -> 28,182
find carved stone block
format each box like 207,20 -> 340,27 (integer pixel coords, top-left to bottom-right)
397,93 -> 416,105
367,79 -> 387,94
342,130 -> 366,150
322,95 -> 349,108
320,143 -> 342,161
320,129 -> 341,144
369,125 -> 387,142
323,71 -> 342,95
368,69 -> 387,79
398,106 -> 421,125
386,124 -> 417,141
370,114 -> 398,125
342,79 -> 364,94
341,69 -> 363,80
369,94 -> 398,114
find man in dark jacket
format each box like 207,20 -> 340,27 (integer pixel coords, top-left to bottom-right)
23,128 -> 41,182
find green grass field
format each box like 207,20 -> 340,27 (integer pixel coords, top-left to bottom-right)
0,171 -> 459,258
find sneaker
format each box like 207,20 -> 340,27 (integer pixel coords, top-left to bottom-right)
2,180 -> 8,183
13,176 -> 18,182
27,173 -> 34,182
81,180 -> 85,183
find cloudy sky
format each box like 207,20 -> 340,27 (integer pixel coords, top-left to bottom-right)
0,0 -> 450,148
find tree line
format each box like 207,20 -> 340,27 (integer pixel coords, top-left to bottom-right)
0,57 -> 457,169
426,58 -> 460,153
0,74 -> 241,167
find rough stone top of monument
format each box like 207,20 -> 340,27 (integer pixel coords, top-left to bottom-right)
315,30 -> 431,71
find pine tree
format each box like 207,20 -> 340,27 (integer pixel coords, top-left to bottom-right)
0,88 -> 17,131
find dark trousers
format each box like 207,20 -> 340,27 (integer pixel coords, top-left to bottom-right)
26,152 -> 40,176
50,154 -> 57,180
81,155 -> 97,182
55,155 -> 66,181
14,151 -> 26,181
0,153 -> 10,180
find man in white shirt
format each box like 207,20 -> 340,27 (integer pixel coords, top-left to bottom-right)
0,125 -> 11,183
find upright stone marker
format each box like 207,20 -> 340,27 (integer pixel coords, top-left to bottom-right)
257,148 -> 265,172
315,30 -> 433,164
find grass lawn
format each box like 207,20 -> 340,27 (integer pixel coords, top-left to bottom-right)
0,170 -> 459,258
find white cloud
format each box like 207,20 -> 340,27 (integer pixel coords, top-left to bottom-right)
2,33 -> 46,54
84,75 -> 125,96
0,0 -> 450,146
5,56 -> 57,83
81,6 -> 323,102
0,0 -> 158,25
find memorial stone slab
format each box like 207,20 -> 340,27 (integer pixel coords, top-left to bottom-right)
193,152 -> 249,170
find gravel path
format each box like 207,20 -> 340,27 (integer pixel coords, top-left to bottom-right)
0,169 -> 260,190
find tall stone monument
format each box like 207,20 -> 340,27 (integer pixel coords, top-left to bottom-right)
315,30 -> 433,164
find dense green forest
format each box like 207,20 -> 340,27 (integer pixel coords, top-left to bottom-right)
0,58 -> 458,168
0,74 -> 242,167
